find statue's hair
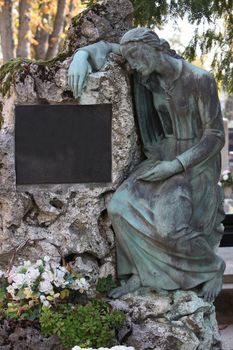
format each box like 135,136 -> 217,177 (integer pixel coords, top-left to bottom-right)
120,27 -> 183,59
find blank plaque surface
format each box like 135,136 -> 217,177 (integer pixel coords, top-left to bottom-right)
15,104 -> 112,184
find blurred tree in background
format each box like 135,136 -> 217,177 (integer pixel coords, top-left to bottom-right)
0,0 -> 232,92
0,0 -> 85,61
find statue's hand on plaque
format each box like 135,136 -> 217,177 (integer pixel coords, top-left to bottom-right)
137,159 -> 183,182
68,50 -> 92,98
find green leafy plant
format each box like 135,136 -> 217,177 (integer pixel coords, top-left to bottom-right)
40,299 -> 125,348
96,274 -> 117,294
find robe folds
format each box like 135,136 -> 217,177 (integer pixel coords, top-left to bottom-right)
81,41 -> 226,290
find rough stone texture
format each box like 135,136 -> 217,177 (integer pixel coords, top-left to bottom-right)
0,320 -> 66,350
0,53 -> 140,272
70,254 -> 100,284
110,290 -> 222,350
64,0 -> 134,55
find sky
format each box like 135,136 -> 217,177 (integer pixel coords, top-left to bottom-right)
157,16 -> 196,48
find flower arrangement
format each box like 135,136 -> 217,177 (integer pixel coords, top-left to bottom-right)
0,256 -> 90,319
220,170 -> 233,187
0,256 -> 125,349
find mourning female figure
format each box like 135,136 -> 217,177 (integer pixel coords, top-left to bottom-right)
68,28 -> 225,301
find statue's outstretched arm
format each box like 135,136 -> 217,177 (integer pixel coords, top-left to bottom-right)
68,41 -> 121,98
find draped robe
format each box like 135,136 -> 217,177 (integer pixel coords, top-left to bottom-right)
81,41 -> 225,290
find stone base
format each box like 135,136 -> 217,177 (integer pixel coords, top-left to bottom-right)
110,290 -> 222,350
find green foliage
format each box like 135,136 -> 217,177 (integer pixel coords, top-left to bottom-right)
180,1 -> 233,93
0,277 -> 7,299
40,299 -> 125,348
0,102 -> 3,130
84,0 -> 233,93
96,274 -> 117,294
132,0 -> 168,27
0,58 -> 32,97
3,300 -> 41,321
0,53 -> 69,98
0,277 -> 8,319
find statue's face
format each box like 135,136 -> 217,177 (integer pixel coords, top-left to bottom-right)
120,42 -> 164,76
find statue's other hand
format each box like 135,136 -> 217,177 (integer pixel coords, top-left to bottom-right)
68,50 -> 92,98
137,160 -> 183,182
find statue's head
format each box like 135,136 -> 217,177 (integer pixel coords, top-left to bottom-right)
120,27 -> 182,76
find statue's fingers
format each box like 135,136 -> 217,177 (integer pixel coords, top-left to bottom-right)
78,74 -> 85,97
142,175 -> 157,181
137,169 -> 155,180
83,71 -> 90,89
74,75 -> 79,98
87,62 -> 92,74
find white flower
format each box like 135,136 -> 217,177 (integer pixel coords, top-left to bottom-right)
39,280 -> 53,294
12,273 -> 27,288
7,285 -> 16,296
60,266 -> 67,273
25,267 -> 40,284
42,299 -> 51,307
36,259 -> 43,267
41,270 -> 53,282
53,268 -> 66,287
7,285 -> 20,300
40,295 -> 46,302
43,256 -> 50,262
71,277 -> 89,291
223,174 -> 229,181
23,260 -> 32,267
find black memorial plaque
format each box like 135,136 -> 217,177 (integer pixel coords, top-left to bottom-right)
15,104 -> 112,184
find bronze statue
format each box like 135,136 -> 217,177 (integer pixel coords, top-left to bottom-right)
68,28 -> 225,301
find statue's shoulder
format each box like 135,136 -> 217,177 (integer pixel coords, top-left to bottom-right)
182,60 -> 213,81
182,60 -> 216,93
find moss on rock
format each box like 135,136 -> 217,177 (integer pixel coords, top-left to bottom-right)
0,53 -> 70,98
0,58 -> 32,97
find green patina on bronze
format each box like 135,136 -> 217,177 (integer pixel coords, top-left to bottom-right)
69,27 -> 226,301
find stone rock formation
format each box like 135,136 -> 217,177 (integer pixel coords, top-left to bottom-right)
64,0 -> 134,55
111,290 -> 222,350
0,0 -> 139,275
